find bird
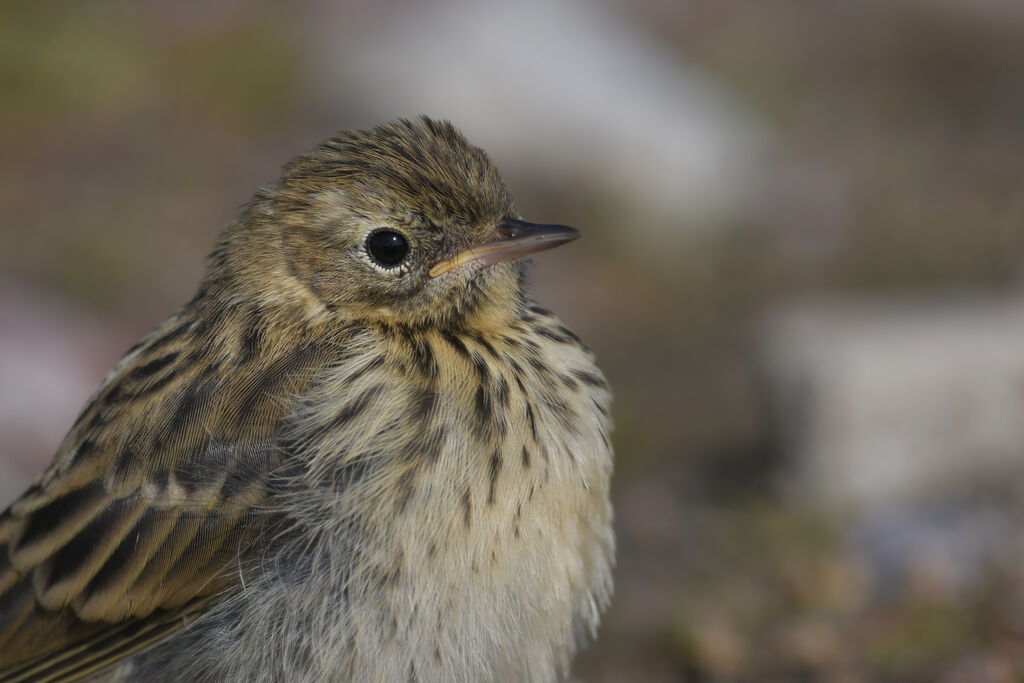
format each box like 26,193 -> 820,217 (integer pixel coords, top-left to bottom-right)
0,117 -> 613,682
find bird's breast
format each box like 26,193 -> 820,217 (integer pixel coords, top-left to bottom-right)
264,312 -> 615,680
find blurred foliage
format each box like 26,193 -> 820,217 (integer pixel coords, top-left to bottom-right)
0,1 -> 304,313
0,2 -> 301,127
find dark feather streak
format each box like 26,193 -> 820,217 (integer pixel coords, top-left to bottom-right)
143,319 -> 194,356
472,385 -> 493,442
130,352 -> 180,381
440,330 -> 470,360
461,488 -> 472,528
572,369 -> 606,388
325,384 -> 384,433
42,498 -> 131,590
486,450 -> 502,506
13,483 -> 106,554
81,508 -> 159,598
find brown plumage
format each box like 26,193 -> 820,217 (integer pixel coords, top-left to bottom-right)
0,117 -> 614,682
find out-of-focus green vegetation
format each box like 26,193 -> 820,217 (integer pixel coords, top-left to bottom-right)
0,2 -> 304,312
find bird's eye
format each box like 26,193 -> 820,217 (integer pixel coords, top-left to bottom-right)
365,229 -> 410,268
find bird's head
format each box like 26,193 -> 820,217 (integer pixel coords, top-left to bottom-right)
227,117 -> 578,331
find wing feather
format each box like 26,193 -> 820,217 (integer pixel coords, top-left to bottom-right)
0,311 -> 329,680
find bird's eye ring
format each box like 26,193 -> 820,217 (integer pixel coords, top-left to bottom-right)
365,229 -> 410,269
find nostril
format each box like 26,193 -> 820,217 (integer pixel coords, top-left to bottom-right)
495,218 -> 526,240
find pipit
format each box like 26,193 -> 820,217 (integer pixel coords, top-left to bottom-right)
0,117 -> 613,682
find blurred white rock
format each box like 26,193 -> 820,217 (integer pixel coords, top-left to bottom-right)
304,0 -> 766,260
759,294 -> 1024,507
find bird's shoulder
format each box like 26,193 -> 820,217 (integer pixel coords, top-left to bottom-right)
0,304 -> 336,680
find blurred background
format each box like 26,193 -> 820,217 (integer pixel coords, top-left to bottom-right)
3,1 -> 1024,680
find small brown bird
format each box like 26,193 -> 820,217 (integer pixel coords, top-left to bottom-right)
0,117 -> 613,682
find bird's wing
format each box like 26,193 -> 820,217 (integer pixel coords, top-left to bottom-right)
0,312 -> 328,681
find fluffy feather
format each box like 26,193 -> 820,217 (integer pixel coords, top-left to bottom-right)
0,118 -> 613,682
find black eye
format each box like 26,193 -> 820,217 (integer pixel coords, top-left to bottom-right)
365,229 -> 410,268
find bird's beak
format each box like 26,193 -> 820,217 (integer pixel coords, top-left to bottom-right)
429,218 -> 580,278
